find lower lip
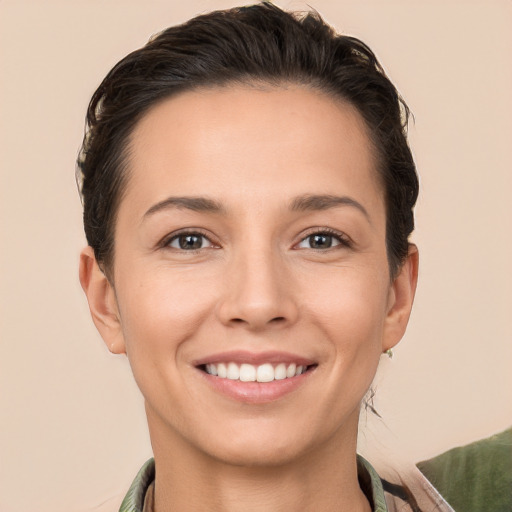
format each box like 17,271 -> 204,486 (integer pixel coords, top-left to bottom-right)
198,368 -> 314,404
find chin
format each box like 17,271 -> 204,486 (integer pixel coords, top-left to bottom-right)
197,415 -> 338,468
207,437 -> 309,468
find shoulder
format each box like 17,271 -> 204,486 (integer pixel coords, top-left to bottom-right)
417,427 -> 512,512
358,455 -> 454,512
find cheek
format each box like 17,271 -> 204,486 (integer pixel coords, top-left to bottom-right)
306,266 -> 389,335
115,267 -> 218,358
303,266 -> 390,384
113,268 -> 222,421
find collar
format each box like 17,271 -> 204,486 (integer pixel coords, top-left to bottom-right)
119,458 -> 155,512
119,455 -> 388,512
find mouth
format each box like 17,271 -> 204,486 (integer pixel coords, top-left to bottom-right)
194,351 -> 317,403
200,362 -> 313,382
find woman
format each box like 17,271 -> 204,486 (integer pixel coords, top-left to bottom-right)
77,3 -> 451,511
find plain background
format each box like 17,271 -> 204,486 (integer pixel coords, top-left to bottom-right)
1,1 -> 511,511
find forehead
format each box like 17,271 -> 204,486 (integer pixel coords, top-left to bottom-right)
122,85 -> 384,219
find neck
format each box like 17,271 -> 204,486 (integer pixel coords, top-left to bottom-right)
147,408 -> 372,512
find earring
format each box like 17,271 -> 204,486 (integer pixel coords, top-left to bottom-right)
385,349 -> 393,359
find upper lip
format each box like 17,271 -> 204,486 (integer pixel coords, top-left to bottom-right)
192,350 -> 316,367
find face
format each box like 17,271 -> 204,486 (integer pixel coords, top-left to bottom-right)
81,85 -> 417,467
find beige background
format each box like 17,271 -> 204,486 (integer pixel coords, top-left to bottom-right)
1,1 -> 511,511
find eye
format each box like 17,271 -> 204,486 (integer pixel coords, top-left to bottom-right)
167,232 -> 213,250
296,230 -> 349,250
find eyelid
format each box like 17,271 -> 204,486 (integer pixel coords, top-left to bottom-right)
159,228 -> 219,250
157,227 -> 351,251
294,227 -> 353,249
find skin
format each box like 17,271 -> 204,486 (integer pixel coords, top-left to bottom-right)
80,85 -> 418,512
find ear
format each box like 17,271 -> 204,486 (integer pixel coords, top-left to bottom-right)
79,246 -> 126,355
382,244 -> 419,352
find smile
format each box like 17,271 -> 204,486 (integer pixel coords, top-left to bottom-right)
195,351 -> 317,403
204,362 -> 308,382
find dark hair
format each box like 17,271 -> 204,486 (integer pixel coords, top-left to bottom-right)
77,2 -> 418,279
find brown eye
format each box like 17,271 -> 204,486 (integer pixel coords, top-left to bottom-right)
168,233 -> 212,250
297,231 -> 347,250
308,234 -> 334,249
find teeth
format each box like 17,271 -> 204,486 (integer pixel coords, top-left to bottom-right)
257,363 -> 274,383
227,362 -> 239,380
204,362 -> 308,382
206,364 -> 217,376
239,363 -> 256,382
274,363 -> 287,380
286,363 -> 296,378
217,363 -> 227,378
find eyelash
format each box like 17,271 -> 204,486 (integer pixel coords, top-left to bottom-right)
160,227 -> 352,252
295,228 -> 352,251
162,229 -> 217,252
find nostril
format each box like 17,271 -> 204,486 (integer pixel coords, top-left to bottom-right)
229,316 -> 286,326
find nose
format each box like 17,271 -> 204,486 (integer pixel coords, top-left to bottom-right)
216,246 -> 299,331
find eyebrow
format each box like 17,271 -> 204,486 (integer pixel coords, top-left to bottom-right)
143,196 -> 226,219
143,193 -> 370,222
290,194 -> 370,220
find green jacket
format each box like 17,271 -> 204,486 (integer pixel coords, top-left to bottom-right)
417,427 -> 512,512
